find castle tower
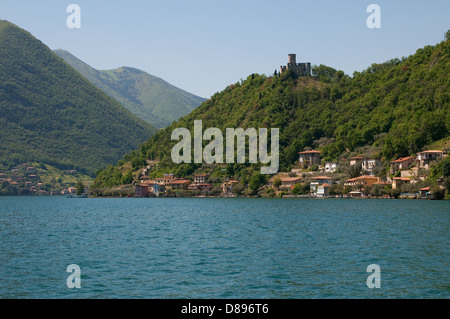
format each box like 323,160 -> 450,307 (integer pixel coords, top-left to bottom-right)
288,54 -> 296,65
280,54 -> 311,76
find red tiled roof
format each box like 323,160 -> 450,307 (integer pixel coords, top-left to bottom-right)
419,187 -> 430,191
298,150 -> 321,154
311,176 -> 332,180
391,156 -> 415,163
345,175 -> 377,182
170,180 -> 191,184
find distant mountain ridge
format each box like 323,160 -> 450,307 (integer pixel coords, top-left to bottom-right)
54,49 -> 205,128
0,20 -> 158,175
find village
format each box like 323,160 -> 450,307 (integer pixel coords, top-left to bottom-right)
133,148 -> 449,200
0,148 -> 447,199
0,163 -> 84,196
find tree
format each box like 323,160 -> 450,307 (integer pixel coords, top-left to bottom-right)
273,176 -> 282,190
443,177 -> 450,199
75,181 -> 85,196
249,173 -> 266,194
311,64 -> 338,82
121,171 -> 134,185
446,30 -> 450,41
232,183 -> 245,196
347,164 -> 362,178
292,183 -> 303,195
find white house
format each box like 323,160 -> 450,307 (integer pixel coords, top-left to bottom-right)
416,150 -> 443,169
310,176 -> 333,195
361,159 -> 382,175
317,183 -> 331,197
324,162 -> 338,173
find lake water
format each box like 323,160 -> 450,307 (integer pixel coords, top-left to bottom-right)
0,196 -> 448,299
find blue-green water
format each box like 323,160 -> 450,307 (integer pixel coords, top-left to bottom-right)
0,197 -> 448,299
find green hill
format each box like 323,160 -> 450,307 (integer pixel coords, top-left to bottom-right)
54,49 -> 205,128
94,38 -> 450,188
0,20 -> 158,176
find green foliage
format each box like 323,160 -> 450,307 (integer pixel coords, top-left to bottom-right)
120,171 -> 134,185
0,20 -> 158,175
75,181 -> 85,196
95,38 -> 450,188
430,156 -> 450,179
292,183 -> 309,195
273,176 -> 282,189
311,64 -> 346,83
249,173 -> 267,194
54,50 -> 205,128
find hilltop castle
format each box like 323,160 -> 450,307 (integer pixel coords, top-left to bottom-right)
280,54 -> 311,76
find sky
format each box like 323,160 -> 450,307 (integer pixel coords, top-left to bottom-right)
1,0 -> 449,98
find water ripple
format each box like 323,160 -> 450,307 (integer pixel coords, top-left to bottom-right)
0,197 -> 448,298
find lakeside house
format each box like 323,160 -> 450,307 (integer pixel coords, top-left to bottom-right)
166,178 -> 191,191
349,155 -> 364,166
188,174 -> 212,192
163,174 -> 176,184
310,176 -> 333,195
419,187 -> 433,199
269,176 -> 303,189
317,183 -> 331,197
390,156 -> 415,174
187,183 -> 213,192
135,180 -> 163,197
135,181 -> 150,197
344,175 -> 378,187
361,158 -> 382,175
349,190 -> 363,197
324,162 -> 338,173
154,177 -> 165,185
417,150 -> 444,169
298,150 -> 321,167
194,174 -> 208,184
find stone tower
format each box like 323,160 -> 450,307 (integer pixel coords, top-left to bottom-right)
280,54 -> 311,76
288,54 -> 296,65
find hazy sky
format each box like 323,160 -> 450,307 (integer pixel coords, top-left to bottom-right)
1,0 -> 449,98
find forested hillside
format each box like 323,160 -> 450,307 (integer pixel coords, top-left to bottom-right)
0,20 -> 158,175
94,38 -> 449,187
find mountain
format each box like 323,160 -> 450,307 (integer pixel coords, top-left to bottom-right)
54,49 -> 205,128
0,20 -> 158,175
94,38 -> 449,188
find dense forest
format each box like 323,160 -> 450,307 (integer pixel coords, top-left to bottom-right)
0,20 -> 158,176
94,37 -> 449,188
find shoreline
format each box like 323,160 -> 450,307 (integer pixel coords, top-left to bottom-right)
1,194 -> 442,200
